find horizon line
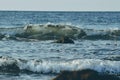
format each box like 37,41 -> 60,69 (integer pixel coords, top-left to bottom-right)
0,10 -> 120,12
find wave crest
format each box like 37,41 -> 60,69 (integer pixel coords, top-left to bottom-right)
0,24 -> 120,41
0,56 -> 120,75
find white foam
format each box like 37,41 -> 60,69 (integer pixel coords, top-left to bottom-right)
0,56 -> 16,66
17,59 -> 120,74
22,24 -> 86,40
0,57 -> 120,74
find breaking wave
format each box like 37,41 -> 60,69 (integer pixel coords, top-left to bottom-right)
0,24 -> 120,41
0,56 -> 120,75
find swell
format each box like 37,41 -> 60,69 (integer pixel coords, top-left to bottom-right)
0,24 -> 120,41
83,29 -> 120,40
0,56 -> 120,75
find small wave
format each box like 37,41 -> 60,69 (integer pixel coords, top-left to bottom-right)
20,24 -> 86,40
83,29 -> 120,40
0,24 -> 86,41
0,56 -> 120,75
0,24 -> 120,41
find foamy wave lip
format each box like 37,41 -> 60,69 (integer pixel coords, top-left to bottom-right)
1,24 -> 120,40
0,24 -> 86,40
0,56 -> 120,74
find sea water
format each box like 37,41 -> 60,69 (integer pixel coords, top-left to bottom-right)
0,11 -> 120,80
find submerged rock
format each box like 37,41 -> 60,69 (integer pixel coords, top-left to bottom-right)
54,36 -> 74,44
52,69 -> 120,80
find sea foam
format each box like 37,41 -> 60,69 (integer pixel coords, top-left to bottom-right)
0,56 -> 119,74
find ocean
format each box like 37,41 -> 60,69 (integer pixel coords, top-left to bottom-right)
0,11 -> 120,80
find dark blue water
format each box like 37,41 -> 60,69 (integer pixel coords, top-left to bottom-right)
0,11 -> 120,28
0,11 -> 120,80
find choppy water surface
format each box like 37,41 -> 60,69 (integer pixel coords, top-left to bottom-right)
0,11 -> 120,80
